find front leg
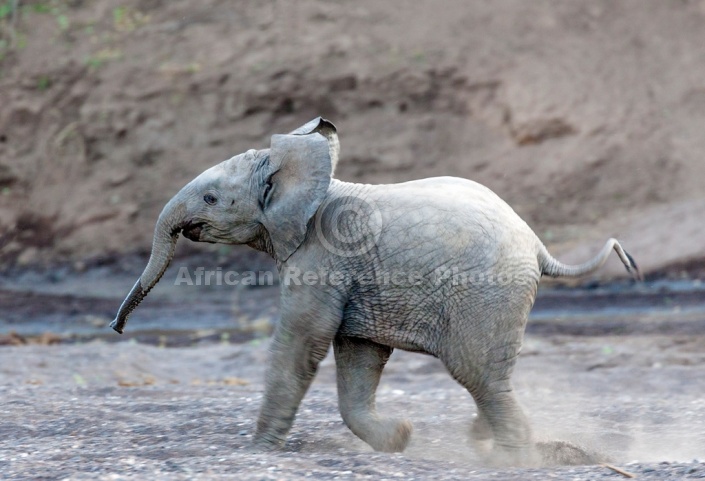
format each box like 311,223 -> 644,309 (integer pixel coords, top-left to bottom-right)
254,289 -> 344,449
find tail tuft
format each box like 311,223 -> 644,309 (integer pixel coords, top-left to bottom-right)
539,238 -> 641,281
623,250 -> 643,281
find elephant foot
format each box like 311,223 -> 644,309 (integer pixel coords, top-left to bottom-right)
252,433 -> 285,451
364,418 -> 413,453
536,440 -> 606,466
382,419 -> 413,452
469,413 -> 493,458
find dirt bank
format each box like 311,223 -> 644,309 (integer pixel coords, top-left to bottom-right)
1,0 -> 704,277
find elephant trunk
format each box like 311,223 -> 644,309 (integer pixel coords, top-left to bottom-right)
110,197 -> 187,334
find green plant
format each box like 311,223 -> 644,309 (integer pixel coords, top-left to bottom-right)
15,32 -> 25,48
27,3 -> 52,14
412,50 -> 426,63
112,5 -> 148,32
0,1 -> 13,20
112,5 -> 126,25
85,57 -> 102,69
0,1 -> 19,53
36,75 -> 51,90
21,2 -> 70,32
0,1 -> 37,62
72,373 -> 87,387
85,47 -> 123,70
56,13 -> 68,31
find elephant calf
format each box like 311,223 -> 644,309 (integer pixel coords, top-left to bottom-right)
111,117 -> 639,466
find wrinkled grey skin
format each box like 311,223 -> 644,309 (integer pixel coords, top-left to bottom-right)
111,118 -> 640,467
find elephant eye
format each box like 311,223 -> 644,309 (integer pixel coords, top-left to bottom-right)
204,193 -> 218,205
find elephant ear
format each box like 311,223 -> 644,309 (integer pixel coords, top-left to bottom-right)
263,120 -> 335,261
288,117 -> 340,175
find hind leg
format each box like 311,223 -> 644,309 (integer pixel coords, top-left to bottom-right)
442,323 -> 539,466
451,336 -> 600,467
470,381 -> 538,466
334,335 -> 413,452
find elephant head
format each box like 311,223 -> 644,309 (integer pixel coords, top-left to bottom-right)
110,117 -> 339,333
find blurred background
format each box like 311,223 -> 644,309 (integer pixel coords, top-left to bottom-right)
0,0 -> 704,343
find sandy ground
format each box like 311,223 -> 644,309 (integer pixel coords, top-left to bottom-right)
1,330 -> 705,480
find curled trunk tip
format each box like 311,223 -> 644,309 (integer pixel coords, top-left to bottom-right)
110,279 -> 146,334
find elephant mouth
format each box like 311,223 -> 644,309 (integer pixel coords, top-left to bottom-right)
182,222 -> 205,241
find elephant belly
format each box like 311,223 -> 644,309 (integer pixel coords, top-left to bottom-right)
336,259 -> 541,356
337,286 -> 451,355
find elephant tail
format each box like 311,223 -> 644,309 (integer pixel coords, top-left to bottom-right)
538,238 -> 642,280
